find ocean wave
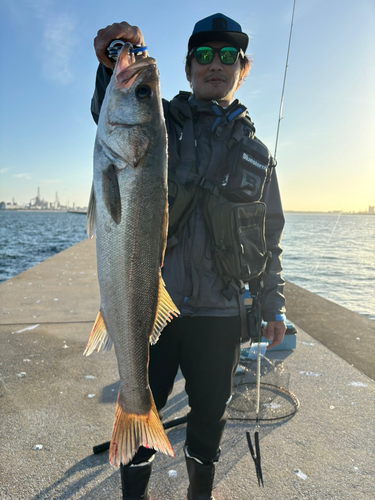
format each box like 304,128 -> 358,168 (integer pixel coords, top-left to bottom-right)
1,211 -> 374,320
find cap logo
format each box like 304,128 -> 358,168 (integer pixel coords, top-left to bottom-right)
212,17 -> 227,30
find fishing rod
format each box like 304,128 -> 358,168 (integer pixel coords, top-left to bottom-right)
272,0 -> 346,308
246,0 -> 298,486
274,0 -> 297,160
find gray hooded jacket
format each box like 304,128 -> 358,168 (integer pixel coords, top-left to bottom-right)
91,64 -> 286,322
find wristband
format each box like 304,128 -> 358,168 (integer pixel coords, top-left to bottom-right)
275,314 -> 286,322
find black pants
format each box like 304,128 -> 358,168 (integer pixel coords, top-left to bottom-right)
131,315 -> 241,464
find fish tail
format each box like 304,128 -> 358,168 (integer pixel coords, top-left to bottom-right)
109,396 -> 174,467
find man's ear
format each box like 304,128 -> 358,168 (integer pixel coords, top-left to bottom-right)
185,65 -> 191,83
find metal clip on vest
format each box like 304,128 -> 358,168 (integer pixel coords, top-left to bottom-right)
221,278 -> 245,301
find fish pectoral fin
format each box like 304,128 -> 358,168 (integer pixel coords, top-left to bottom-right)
102,164 -> 121,225
87,183 -> 97,238
150,272 -> 180,345
83,310 -> 113,356
109,396 -> 174,467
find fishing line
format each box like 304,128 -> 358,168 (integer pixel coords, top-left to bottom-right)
310,208 -> 344,276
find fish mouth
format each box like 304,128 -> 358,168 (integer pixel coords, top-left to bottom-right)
114,43 -> 156,89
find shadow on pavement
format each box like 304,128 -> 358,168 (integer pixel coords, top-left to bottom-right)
99,380 -> 120,404
30,453 -> 117,500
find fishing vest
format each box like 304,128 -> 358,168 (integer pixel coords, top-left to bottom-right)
166,92 -> 275,301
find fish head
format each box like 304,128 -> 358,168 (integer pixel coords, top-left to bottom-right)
98,43 -> 165,165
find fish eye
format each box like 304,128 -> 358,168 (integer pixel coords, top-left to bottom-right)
136,85 -> 152,99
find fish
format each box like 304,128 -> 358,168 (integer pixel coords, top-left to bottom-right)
84,43 -> 179,467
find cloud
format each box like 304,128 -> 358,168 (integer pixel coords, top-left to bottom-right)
11,1 -> 79,85
27,0 -> 51,18
43,13 -> 78,84
239,13 -> 258,40
0,168 -> 10,174
13,173 -> 32,180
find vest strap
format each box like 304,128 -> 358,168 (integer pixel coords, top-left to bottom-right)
211,100 -> 248,133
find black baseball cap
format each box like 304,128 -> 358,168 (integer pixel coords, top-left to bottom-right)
188,13 -> 249,52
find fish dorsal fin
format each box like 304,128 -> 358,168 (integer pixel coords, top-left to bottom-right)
84,310 -> 113,356
150,272 -> 180,345
87,183 -> 96,238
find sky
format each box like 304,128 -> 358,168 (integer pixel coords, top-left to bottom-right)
0,0 -> 374,212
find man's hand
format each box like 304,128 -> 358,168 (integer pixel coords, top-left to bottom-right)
263,321 -> 286,350
94,22 -> 147,69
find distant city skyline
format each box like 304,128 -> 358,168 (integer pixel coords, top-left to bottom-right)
1,176 -> 374,213
0,186 -> 87,210
0,187 -> 87,210
1,185 -> 373,214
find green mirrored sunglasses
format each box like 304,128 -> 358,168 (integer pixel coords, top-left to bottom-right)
189,46 -> 244,65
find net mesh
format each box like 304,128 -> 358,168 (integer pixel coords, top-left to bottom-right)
229,352 -> 300,421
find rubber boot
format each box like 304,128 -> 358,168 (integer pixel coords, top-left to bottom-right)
185,456 -> 216,500
120,459 -> 153,500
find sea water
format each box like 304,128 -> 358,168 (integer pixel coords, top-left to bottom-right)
0,211 -> 374,320
282,213 -> 375,321
0,211 -> 86,282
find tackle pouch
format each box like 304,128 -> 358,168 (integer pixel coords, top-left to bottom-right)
203,194 -> 268,284
221,136 -> 272,203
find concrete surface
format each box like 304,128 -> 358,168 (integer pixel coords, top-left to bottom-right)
0,238 -> 374,500
284,281 -> 375,381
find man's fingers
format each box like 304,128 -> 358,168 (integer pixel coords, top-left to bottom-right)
94,22 -> 146,68
93,47 -> 115,69
94,22 -> 144,51
266,338 -> 280,350
266,332 -> 283,349
95,25 -> 117,49
264,321 -> 286,350
263,325 -> 274,349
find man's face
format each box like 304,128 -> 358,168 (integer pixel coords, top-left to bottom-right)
186,41 -> 242,106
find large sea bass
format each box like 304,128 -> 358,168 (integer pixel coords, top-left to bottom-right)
84,43 -> 179,467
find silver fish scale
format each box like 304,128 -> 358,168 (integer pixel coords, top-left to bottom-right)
92,62 -> 168,417
95,157 -> 167,415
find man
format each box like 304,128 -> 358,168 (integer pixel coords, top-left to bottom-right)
91,13 -> 286,500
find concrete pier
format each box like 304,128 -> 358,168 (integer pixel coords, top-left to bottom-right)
1,239 -> 374,500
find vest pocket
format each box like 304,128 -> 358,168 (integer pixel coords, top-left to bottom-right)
204,195 -> 268,283
221,137 -> 271,203
235,203 -> 267,281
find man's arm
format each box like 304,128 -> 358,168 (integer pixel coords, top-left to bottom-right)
91,64 -> 112,124
260,167 -> 286,348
